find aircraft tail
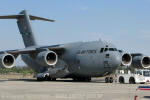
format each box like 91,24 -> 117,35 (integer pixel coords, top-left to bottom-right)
0,10 -> 55,47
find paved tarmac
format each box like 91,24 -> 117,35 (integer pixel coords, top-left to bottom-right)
0,78 -> 149,100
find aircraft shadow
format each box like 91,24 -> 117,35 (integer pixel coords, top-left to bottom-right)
0,78 -> 106,83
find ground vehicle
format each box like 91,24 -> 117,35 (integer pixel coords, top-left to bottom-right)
116,69 -> 150,84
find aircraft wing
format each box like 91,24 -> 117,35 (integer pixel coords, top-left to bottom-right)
0,45 -> 65,68
0,45 -> 65,56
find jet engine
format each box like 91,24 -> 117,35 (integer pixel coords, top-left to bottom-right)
121,53 -> 132,66
0,53 -> 15,68
131,54 -> 150,69
36,51 -> 58,66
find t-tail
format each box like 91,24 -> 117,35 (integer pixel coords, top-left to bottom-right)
0,10 -> 55,47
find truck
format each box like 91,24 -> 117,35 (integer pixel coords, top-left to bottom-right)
116,69 -> 150,84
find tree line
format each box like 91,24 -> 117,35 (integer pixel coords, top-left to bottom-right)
0,66 -> 35,75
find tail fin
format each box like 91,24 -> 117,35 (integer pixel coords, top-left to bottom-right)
0,10 -> 55,47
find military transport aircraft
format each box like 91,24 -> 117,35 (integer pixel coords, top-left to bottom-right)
0,10 -> 149,82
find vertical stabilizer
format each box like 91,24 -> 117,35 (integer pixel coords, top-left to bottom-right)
17,10 -> 37,47
0,10 -> 55,47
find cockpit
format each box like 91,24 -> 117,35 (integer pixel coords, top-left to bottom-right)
100,48 -> 117,53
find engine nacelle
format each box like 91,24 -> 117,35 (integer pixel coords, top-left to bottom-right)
121,53 -> 132,66
0,53 -> 15,68
36,51 -> 58,66
131,55 -> 150,69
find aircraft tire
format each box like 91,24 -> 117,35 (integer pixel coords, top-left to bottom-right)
73,77 -> 91,82
109,77 -> 113,83
37,77 -> 44,81
72,78 -> 77,81
47,77 -> 52,81
44,75 -> 49,81
51,78 -> 56,81
85,77 -> 91,82
76,78 -> 84,81
105,77 -> 109,83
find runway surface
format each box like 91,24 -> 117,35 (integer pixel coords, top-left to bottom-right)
0,78 -> 149,100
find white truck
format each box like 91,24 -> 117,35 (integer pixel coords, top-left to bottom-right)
116,69 -> 150,84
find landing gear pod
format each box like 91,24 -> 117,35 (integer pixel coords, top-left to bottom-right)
0,53 -> 15,68
121,53 -> 132,66
37,51 -> 58,66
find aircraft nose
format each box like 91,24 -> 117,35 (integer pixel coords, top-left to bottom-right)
112,53 -> 122,67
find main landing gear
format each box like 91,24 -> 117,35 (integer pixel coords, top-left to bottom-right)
37,75 -> 56,81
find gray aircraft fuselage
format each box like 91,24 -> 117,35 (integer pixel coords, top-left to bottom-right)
21,41 -> 121,78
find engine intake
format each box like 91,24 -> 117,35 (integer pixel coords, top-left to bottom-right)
132,55 -> 150,69
142,57 -> 150,68
121,53 -> 132,66
0,53 -> 15,68
37,51 -> 58,66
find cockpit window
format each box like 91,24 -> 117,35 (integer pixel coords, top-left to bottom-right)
104,48 -> 108,52
100,48 -> 104,53
109,48 -> 114,51
114,48 -> 117,51
118,50 -> 123,53
100,48 -> 117,53
108,48 -> 117,51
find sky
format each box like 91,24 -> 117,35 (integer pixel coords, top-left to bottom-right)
0,0 -> 150,66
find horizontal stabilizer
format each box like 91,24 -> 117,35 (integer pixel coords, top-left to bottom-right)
29,15 -> 55,22
0,14 -> 55,22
